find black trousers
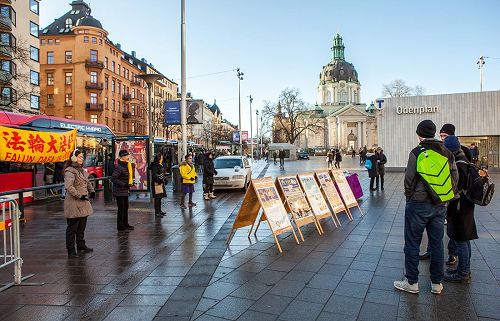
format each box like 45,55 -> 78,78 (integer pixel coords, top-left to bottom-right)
203,184 -> 213,193
66,216 -> 88,251
377,175 -> 384,189
154,197 -> 163,214
335,161 -> 340,169
370,176 -> 378,190
116,196 -> 129,229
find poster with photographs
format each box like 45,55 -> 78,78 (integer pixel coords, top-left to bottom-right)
298,174 -> 329,216
277,176 -> 314,220
316,171 -> 346,214
114,138 -> 149,191
253,177 -> 293,232
330,170 -> 358,208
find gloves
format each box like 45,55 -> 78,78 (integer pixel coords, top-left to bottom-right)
90,192 -> 96,200
190,177 -> 195,181
80,195 -> 89,201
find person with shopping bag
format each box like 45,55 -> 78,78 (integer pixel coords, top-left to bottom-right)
150,153 -> 167,218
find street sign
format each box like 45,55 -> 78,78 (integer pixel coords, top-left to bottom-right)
165,101 -> 181,125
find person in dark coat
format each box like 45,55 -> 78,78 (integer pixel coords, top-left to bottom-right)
443,136 -> 478,283
203,151 -> 218,200
334,149 -> 342,169
376,147 -> 387,190
273,151 -> 277,165
278,150 -> 286,168
150,153 -> 167,218
112,150 -> 134,231
367,151 -> 380,191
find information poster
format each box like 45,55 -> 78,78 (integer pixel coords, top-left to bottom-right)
298,174 -> 329,216
315,172 -> 346,214
277,176 -> 314,219
330,170 -> 358,208
253,177 -> 293,232
114,137 -> 149,191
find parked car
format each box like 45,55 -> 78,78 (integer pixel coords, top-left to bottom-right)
213,156 -> 252,191
297,152 -> 310,160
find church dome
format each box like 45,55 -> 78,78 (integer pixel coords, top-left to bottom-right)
321,60 -> 359,84
76,16 -> 103,29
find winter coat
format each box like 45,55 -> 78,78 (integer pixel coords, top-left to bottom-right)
203,157 -> 217,185
404,139 -> 458,203
179,161 -> 197,184
446,150 -> 478,241
367,153 -> 379,178
279,151 -> 286,160
111,161 -> 131,197
327,152 -> 334,162
150,161 -> 166,198
64,164 -> 94,219
335,152 -> 342,162
377,153 -> 387,176
54,162 -> 65,183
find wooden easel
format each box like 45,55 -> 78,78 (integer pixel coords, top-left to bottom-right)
330,170 -> 364,218
315,171 -> 353,223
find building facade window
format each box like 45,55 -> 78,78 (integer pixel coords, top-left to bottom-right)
117,82 -> 121,94
105,97 -> 108,109
117,64 -> 120,76
30,70 -> 39,85
83,36 -> 89,43
90,49 -> 98,62
1,60 -> 16,77
30,46 -> 39,62
90,93 -> 97,104
117,120 -> 121,131
117,101 -> 120,112
30,95 -> 39,109
1,87 -> 16,105
112,99 -> 115,111
112,61 -> 115,73
30,21 -> 39,38
47,73 -> 54,85
99,39 -> 103,45
47,51 -> 54,64
90,115 -> 97,124
0,6 -> 16,26
91,37 -> 97,44
112,119 -> 115,130
65,72 -> 72,85
90,71 -> 97,83
47,94 -> 54,107
111,80 -> 115,92
65,51 -> 72,63
65,18 -> 72,28
131,122 -> 135,134
65,93 -> 72,106
30,0 -> 39,14
105,57 -> 108,69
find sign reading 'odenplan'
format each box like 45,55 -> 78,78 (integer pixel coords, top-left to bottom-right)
396,105 -> 439,115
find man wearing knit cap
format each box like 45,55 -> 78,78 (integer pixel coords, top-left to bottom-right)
394,120 -> 458,295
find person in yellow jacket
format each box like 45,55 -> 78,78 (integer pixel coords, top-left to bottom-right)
179,154 -> 197,209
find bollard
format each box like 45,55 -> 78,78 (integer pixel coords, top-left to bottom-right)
103,179 -> 112,202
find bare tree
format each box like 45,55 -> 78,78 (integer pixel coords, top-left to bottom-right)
201,121 -> 213,148
0,39 -> 39,111
262,88 -> 322,144
382,79 -> 425,97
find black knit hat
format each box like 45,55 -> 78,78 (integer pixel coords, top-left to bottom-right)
440,123 -> 456,135
119,150 -> 130,157
416,120 -> 436,138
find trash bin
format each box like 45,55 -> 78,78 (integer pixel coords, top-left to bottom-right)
172,165 -> 182,192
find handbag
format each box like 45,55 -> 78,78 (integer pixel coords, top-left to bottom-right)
154,183 -> 164,194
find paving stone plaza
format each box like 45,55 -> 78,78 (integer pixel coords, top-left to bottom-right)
0,157 -> 499,321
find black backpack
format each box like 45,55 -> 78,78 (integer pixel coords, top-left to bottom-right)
456,160 -> 495,206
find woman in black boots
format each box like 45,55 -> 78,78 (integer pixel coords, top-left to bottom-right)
203,151 -> 217,200
112,150 -> 134,231
150,153 -> 167,217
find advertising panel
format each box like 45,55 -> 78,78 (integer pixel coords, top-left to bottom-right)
114,137 -> 149,191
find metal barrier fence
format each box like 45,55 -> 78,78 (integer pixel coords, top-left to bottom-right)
0,197 -> 42,292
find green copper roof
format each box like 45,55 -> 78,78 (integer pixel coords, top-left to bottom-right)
331,33 -> 345,61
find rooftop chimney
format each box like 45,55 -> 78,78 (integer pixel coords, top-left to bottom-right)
131,51 -> 136,57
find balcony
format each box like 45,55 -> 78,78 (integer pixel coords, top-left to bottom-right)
0,70 -> 13,84
85,103 -> 104,112
131,79 -> 142,87
0,0 -> 13,5
123,111 -> 132,119
122,93 -> 132,101
154,91 -> 163,98
85,81 -> 104,90
85,60 -> 105,69
0,15 -> 13,32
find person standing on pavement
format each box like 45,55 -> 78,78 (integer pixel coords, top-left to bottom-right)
203,151 -> 218,200
179,154 -> 197,209
351,149 -> 356,159
64,149 -> 95,258
394,120 -> 458,295
327,150 -> 334,169
112,150 -> 134,231
150,153 -> 167,218
470,143 -> 479,165
443,135 -> 478,283
367,151 -> 379,191
273,151 -> 278,165
278,149 -> 286,169
334,149 -> 342,169
376,147 -> 387,190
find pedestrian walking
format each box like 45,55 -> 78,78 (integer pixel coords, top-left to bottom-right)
376,147 -> 387,190
394,120 -> 458,295
470,143 -> 479,165
443,135 -> 478,284
279,149 -> 286,169
327,150 -> 334,169
64,149 -> 95,258
203,151 -> 218,200
366,151 -> 379,191
273,151 -> 278,165
179,154 -> 197,209
351,149 -> 356,159
359,148 -> 364,165
334,149 -> 342,169
150,153 -> 167,218
112,150 -> 134,231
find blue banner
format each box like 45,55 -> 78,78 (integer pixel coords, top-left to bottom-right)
165,101 -> 181,125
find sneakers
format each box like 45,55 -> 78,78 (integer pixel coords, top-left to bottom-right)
419,252 -> 431,260
203,193 -> 210,200
445,255 -> 457,266
431,283 -> 443,294
394,278 -> 419,294
444,271 -> 471,284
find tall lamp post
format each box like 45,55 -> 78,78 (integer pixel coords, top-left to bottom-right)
236,68 -> 244,156
477,56 -> 485,92
249,95 -> 253,161
256,109 -> 259,159
180,0 -> 187,161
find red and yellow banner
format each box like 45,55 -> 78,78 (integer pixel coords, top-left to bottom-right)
0,126 -> 76,163
0,219 -> 12,231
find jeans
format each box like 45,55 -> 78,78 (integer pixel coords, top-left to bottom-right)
455,240 -> 471,274
116,196 -> 129,229
66,216 -> 88,251
426,237 -> 456,256
370,177 -> 378,190
404,200 -> 446,284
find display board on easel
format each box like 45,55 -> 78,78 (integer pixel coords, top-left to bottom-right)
315,171 -> 353,223
227,177 -> 299,253
276,176 -> 322,241
297,173 -> 338,229
330,170 -> 364,216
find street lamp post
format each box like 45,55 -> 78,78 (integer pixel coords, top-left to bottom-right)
181,0 -> 187,161
256,109 -> 259,159
236,68 -> 244,156
249,95 -> 253,161
477,56 -> 485,92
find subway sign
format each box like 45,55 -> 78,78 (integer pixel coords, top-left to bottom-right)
396,106 -> 439,115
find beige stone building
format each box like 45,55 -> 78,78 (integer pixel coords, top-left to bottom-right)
1,0 -> 41,113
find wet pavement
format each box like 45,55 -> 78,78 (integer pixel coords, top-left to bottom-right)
0,157 -> 499,321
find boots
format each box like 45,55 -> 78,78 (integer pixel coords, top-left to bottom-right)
203,193 -> 210,200
78,245 -> 94,254
209,192 -> 216,199
68,248 -> 80,258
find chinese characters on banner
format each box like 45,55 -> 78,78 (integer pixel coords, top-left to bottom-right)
0,126 -> 76,163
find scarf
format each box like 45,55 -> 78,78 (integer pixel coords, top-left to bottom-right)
127,161 -> 133,185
